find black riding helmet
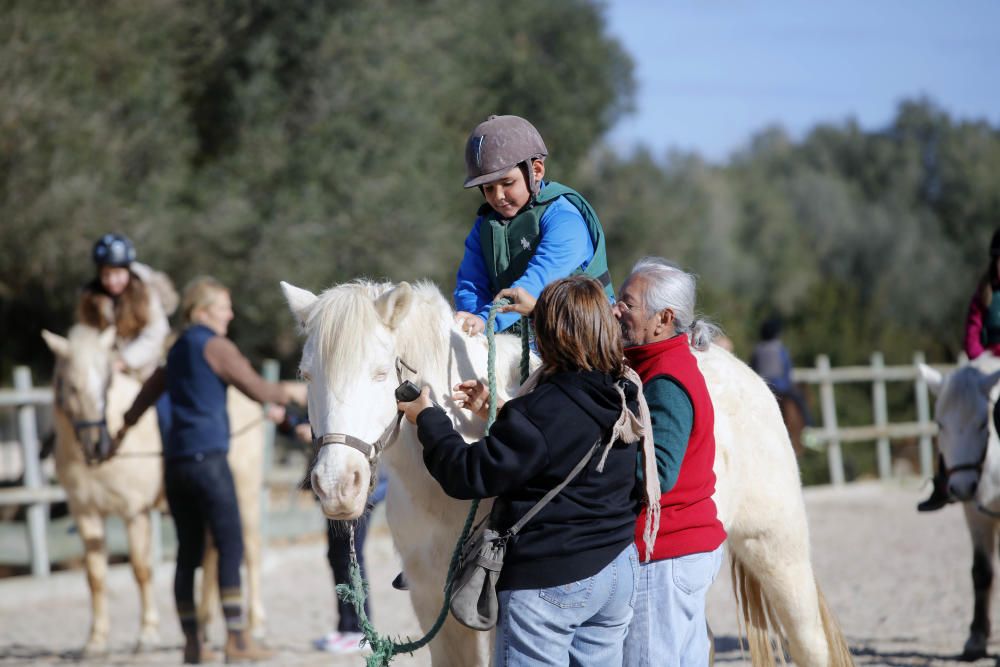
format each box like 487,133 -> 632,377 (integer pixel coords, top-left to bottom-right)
463,115 -> 548,195
92,233 -> 136,268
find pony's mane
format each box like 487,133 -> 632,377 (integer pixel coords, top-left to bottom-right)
305,280 -> 452,396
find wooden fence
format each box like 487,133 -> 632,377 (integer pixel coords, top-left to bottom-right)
793,352 -> 956,486
0,361 -> 318,578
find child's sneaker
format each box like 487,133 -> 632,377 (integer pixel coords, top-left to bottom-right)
313,631 -> 366,654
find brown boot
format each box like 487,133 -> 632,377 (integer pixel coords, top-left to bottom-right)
182,630 -> 220,664
224,630 -> 274,663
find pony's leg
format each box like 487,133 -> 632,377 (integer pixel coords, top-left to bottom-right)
199,530 -> 220,639
729,535 -> 834,667
124,512 -> 160,651
241,519 -> 265,638
76,512 -> 110,656
962,505 -> 996,660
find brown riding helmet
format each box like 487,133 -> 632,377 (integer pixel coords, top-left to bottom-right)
463,115 -> 548,192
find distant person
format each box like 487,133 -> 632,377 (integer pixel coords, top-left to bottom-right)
614,258 -> 726,666
750,316 -> 812,450
920,227 -> 1000,512
119,276 -> 292,664
453,114 -> 614,336
77,233 -> 176,381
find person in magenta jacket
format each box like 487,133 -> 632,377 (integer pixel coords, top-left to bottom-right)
920,227 -> 1000,512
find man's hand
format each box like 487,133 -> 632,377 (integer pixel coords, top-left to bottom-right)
454,311 -> 485,336
495,287 -> 536,317
452,379 -> 501,421
397,386 -> 434,424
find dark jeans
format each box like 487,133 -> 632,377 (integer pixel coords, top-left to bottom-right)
326,473 -> 387,632
165,451 -> 244,621
328,516 -> 370,632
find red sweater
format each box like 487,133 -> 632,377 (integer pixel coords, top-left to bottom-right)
625,335 -> 726,560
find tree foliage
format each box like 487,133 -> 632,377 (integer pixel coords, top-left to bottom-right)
2,2 -> 998,392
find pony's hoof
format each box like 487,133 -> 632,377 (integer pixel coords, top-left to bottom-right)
961,635 -> 987,661
134,629 -> 161,653
81,640 -> 109,658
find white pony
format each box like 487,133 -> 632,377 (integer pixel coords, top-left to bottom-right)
919,354 -> 1000,660
282,279 -> 853,667
42,325 -> 268,655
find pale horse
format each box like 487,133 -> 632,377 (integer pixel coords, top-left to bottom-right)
282,279 -> 854,667
919,353 -> 1000,661
42,325 -> 268,655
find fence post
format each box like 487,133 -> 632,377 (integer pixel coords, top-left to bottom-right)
913,351 -> 933,479
260,360 -> 280,541
871,352 -> 891,480
817,355 -> 845,485
15,366 -> 50,577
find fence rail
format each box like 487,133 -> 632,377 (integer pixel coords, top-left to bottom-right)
793,352 -> 954,486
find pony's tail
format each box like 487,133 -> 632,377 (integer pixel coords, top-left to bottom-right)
819,583 -> 854,667
730,553 -> 784,667
731,551 -> 855,667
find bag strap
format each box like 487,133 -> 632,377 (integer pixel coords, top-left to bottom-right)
505,436 -> 601,537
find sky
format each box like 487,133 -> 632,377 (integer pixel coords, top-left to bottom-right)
602,1 -> 1000,162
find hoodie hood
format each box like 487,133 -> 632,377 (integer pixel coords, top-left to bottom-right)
544,370 -> 636,432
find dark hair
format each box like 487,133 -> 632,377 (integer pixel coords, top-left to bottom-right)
77,270 -> 150,340
760,316 -> 783,341
978,228 -> 1000,308
532,276 -> 624,378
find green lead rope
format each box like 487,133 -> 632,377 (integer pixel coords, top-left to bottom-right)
336,301 -> 530,666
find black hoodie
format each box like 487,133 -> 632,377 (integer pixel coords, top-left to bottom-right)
416,369 -> 641,590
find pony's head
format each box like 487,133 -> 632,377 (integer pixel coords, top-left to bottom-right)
282,279 -> 451,519
921,363 -> 1000,501
42,325 -> 118,464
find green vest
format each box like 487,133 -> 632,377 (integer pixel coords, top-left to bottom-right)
477,181 -> 614,299
985,289 -> 1000,347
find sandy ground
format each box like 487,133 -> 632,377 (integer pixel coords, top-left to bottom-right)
0,481 -> 997,666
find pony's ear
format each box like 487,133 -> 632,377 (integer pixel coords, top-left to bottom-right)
374,282 -> 413,330
979,369 -> 1000,396
281,282 -> 318,325
99,326 -> 116,350
41,330 -> 69,358
918,363 -> 943,395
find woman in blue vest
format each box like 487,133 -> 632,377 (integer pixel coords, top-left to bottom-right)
454,115 -> 614,336
919,227 -> 1000,512
120,276 -> 291,663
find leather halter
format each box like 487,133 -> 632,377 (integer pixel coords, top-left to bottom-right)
55,372 -> 113,466
314,357 -> 417,492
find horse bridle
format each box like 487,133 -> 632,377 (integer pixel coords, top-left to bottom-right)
55,372 -> 113,466
314,357 -> 417,492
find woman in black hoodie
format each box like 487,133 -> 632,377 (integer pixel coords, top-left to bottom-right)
398,276 -> 646,667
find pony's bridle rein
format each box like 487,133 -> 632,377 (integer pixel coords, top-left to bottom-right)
314,357 -> 417,492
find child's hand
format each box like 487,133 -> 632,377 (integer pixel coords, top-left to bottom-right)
455,312 -> 485,336
495,287 -> 536,316
397,386 -> 434,424
452,380 -> 502,421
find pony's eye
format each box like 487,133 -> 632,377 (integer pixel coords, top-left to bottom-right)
373,369 -> 389,382
299,370 -> 312,382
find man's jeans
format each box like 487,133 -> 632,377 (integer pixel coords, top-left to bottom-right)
494,543 -> 639,667
623,545 -> 724,667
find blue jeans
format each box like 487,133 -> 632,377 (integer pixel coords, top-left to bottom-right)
623,545 -> 723,667
494,543 -> 638,667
